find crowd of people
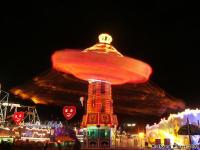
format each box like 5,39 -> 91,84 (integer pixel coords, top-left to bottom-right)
0,139 -> 81,150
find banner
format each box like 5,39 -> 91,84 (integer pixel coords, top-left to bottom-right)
63,106 -> 76,120
13,111 -> 24,125
99,113 -> 111,124
87,113 -> 98,124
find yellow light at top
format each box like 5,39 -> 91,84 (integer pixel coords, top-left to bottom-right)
83,33 -> 123,56
98,33 -> 112,44
138,132 -> 144,138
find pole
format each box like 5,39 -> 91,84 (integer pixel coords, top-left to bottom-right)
115,127 -> 117,148
138,127 -> 139,148
187,118 -> 192,150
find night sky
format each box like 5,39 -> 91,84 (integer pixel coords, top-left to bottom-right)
1,1 -> 200,108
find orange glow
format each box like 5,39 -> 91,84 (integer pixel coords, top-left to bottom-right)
87,81 -> 113,113
13,89 -> 23,95
31,96 -> 47,104
11,88 -> 47,104
31,96 -> 41,104
52,50 -> 152,85
13,89 -> 30,99
81,81 -> 118,127
52,34 -> 152,85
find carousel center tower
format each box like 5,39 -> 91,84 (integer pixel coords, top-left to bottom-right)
81,34 -> 119,128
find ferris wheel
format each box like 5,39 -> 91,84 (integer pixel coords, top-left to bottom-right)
0,84 -> 40,126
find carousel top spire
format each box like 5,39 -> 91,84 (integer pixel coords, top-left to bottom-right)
98,33 -> 112,44
83,33 -> 123,57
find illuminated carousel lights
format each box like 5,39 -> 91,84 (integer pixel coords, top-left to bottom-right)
146,108 -> 200,129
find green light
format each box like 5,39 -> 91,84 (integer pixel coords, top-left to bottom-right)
87,126 -> 98,129
0,137 -> 14,143
105,131 -> 108,136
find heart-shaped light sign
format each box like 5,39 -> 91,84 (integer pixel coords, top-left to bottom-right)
63,106 -> 76,120
13,112 -> 24,125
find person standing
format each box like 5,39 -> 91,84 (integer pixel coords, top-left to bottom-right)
73,138 -> 81,150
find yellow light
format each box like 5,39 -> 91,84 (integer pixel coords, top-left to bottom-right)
138,132 -> 144,138
13,89 -> 22,95
158,129 -> 183,145
31,96 -> 40,104
83,33 -> 123,56
98,33 -> 112,44
31,96 -> 47,104
127,123 -> 136,127
127,123 -> 131,127
74,127 -> 77,133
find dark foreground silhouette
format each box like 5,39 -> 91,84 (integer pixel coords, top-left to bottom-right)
0,140 -> 81,150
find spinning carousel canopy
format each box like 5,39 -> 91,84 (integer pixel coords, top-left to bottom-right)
52,33 -> 152,84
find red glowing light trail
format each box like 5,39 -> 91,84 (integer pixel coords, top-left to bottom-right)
52,50 -> 152,85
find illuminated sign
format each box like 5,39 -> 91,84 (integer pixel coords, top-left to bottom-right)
63,106 -> 76,120
12,112 -> 24,125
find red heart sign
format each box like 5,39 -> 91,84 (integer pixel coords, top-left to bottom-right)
13,112 -> 24,125
63,106 -> 76,120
